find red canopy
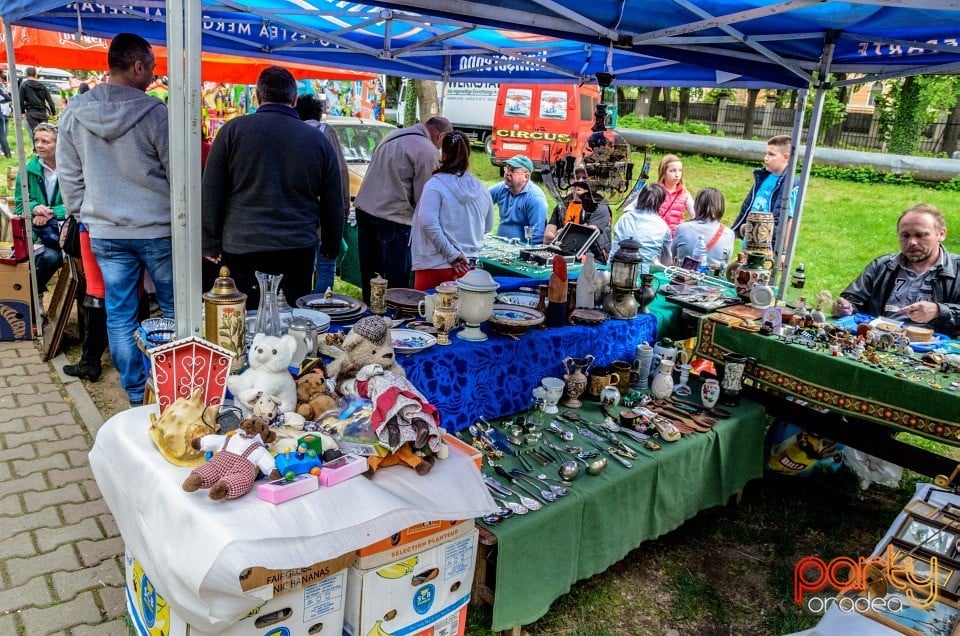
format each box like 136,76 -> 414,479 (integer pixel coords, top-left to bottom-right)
0,23 -> 375,82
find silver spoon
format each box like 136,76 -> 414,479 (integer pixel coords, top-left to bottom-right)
600,417 -> 649,444
513,469 -> 569,497
510,472 -> 559,502
559,461 -> 580,481
485,476 -> 542,511
548,421 -> 575,442
489,492 -> 528,515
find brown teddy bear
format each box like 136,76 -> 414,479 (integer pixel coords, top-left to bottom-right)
182,417 -> 281,500
295,373 -> 339,421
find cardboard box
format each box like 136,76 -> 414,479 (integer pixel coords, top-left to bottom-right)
0,263 -> 33,341
443,433 -> 482,471
344,528 -> 478,636
356,519 -> 475,570
126,550 -> 354,636
0,261 -> 31,302
356,519 -> 473,570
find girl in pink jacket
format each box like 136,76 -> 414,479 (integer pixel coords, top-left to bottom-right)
657,154 -> 695,235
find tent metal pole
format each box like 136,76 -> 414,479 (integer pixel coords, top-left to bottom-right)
166,0 -> 203,339
776,37 -> 835,301
771,88 -> 806,295
3,18 -> 44,344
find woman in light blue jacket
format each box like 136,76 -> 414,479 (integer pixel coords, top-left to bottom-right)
411,131 -> 494,290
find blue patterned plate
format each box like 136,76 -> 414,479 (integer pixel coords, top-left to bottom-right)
496,292 -> 540,308
390,328 -> 438,354
489,304 -> 545,335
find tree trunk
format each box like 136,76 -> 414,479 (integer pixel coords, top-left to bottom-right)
742,89 -> 760,140
661,87 -> 673,121
938,96 -> 960,157
649,87 -> 662,118
889,77 -> 925,155
633,90 -> 651,117
678,88 -> 690,124
415,79 -> 440,120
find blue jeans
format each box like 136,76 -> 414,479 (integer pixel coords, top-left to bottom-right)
313,252 -> 337,294
35,245 -> 63,292
90,238 -> 174,403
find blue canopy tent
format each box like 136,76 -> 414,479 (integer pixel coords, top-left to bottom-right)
1,0 -> 958,338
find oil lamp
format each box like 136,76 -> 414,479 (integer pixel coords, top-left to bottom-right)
602,239 -> 643,319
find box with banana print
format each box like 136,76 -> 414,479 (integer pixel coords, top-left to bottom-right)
344,528 -> 479,636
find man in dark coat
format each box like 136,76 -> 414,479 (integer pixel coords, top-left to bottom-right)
18,67 -> 57,142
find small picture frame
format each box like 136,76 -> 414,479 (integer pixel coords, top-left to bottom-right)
896,514 -> 960,559
761,307 -> 783,331
905,499 -> 942,521
882,538 -> 959,598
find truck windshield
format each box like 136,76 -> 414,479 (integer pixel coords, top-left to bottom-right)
334,124 -> 392,163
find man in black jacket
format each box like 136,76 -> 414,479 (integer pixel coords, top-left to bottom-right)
201,66 -> 344,309
18,67 -> 57,142
833,203 -> 959,337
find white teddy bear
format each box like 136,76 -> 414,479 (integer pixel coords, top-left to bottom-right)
227,333 -> 298,418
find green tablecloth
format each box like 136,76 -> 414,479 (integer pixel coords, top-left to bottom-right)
482,395 -> 767,631
696,319 -> 960,446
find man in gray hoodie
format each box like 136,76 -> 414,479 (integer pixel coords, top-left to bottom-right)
57,33 -> 172,407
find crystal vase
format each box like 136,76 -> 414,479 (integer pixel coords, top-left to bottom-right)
253,271 -> 284,337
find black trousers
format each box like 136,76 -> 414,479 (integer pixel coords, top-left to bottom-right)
222,247 -> 316,310
356,208 -> 412,303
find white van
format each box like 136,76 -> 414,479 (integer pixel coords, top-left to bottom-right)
394,81 -> 498,153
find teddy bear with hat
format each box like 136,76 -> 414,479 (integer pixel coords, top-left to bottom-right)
327,316 -> 447,475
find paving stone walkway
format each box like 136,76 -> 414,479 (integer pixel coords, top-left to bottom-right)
0,341 -> 128,635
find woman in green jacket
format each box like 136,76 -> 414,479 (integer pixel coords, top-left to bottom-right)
14,122 -> 65,292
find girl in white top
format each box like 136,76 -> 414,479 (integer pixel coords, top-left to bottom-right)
672,187 -> 735,271
611,183 -> 673,274
411,130 -> 494,290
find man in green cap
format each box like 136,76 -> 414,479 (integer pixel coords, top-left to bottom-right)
489,154 -> 548,244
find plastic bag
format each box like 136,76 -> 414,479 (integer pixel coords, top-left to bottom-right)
842,446 -> 903,490
766,420 -> 844,477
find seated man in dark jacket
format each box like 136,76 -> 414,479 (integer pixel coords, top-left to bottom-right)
543,178 -> 612,264
833,203 -> 959,337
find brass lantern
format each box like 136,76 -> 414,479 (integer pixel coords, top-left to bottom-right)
603,239 -> 643,319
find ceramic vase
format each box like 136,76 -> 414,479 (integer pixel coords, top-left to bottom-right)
720,352 -> 753,406
633,343 -> 654,390
599,384 -> 621,409
561,355 -> 593,408
700,379 -> 721,408
650,359 -> 676,400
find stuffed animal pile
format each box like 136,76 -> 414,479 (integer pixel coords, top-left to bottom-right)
327,316 -> 447,475
227,333 -> 297,418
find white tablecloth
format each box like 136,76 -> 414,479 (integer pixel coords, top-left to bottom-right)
89,406 -> 496,632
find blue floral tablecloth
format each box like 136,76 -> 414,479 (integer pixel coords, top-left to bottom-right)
399,316 -> 657,432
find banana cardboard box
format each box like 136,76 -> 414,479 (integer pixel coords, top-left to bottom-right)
344,528 -> 479,636
356,519 -> 474,570
126,549 -> 354,636
0,261 -> 32,342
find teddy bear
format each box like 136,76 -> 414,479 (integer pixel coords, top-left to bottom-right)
182,417 -> 280,500
241,390 -> 340,456
227,333 -> 297,418
325,316 -> 446,475
295,373 -> 339,421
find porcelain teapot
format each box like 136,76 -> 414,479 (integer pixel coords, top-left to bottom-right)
650,339 -> 689,377
286,315 -> 317,367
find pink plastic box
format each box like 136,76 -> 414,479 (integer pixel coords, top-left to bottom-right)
318,454 -> 367,487
257,474 -> 319,503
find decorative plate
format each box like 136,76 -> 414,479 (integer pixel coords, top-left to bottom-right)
385,288 -> 426,310
570,308 -> 607,325
749,285 -> 776,309
406,320 -> 440,334
291,308 -> 331,333
488,304 -> 545,335
297,292 -> 363,317
390,328 -> 438,354
496,292 -> 540,308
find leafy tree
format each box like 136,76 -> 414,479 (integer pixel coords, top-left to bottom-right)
403,78 -> 417,127
875,75 -> 958,155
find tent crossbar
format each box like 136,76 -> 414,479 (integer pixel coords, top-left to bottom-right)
651,32 -> 823,45
390,25 -> 472,56
670,0 -> 815,85
526,0 -> 620,40
362,0 -> 598,39
629,0 -> 821,44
